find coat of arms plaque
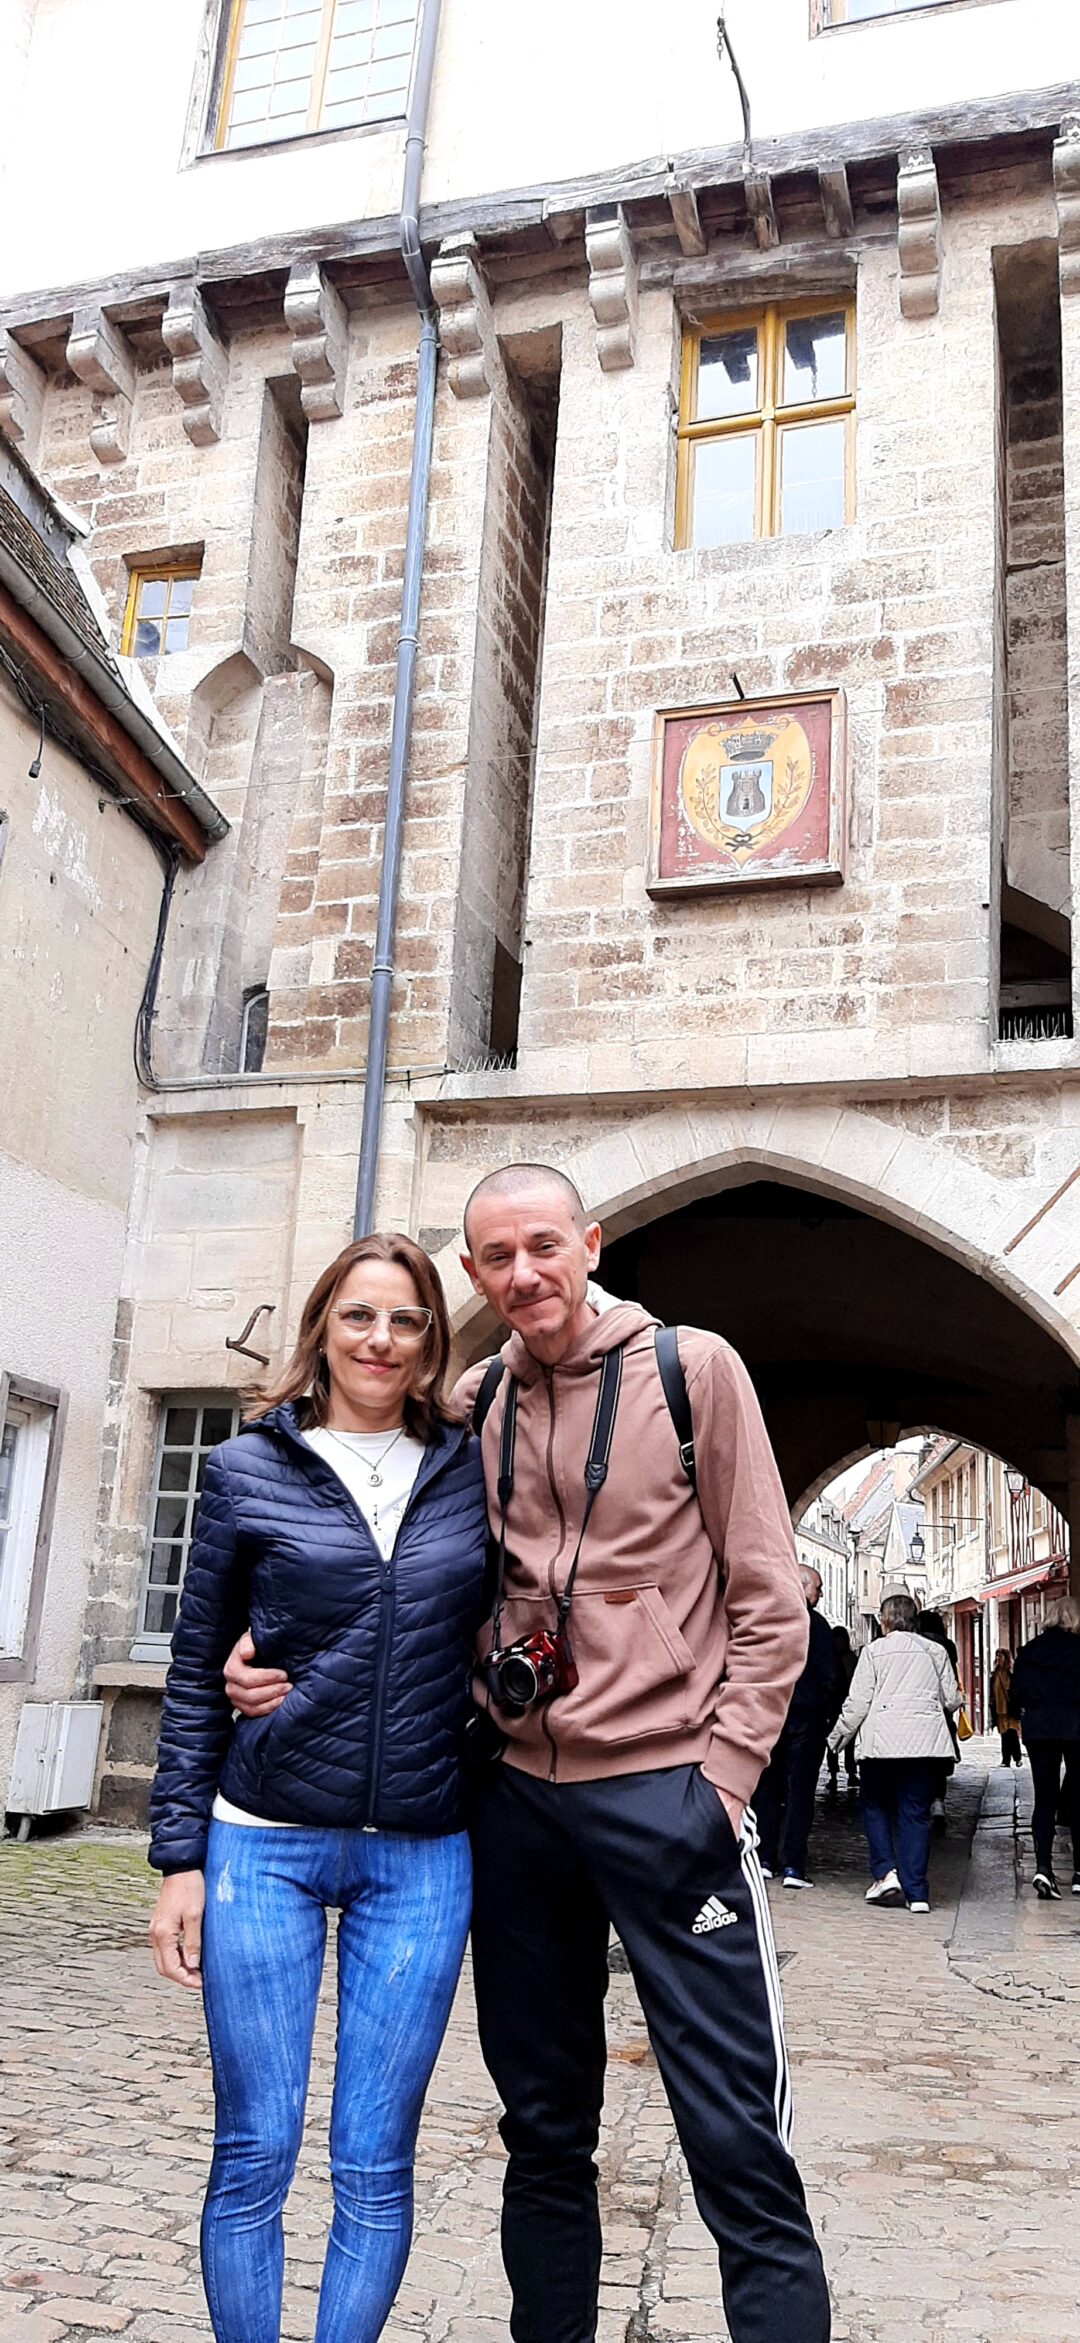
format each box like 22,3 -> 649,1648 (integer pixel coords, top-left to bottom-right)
648,689 -> 846,895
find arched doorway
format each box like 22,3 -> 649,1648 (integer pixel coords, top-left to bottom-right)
601,1178 -> 1080,1516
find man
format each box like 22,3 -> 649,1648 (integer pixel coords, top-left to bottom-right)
753,1565 -> 841,1888
227,1165 -> 830,2342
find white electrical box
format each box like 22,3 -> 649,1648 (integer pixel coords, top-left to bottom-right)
8,1701 -> 104,1820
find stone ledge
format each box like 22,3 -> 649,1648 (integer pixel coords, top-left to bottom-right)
92,1662 -> 168,1691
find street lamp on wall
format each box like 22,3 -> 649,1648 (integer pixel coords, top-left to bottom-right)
909,1528 -> 925,1569
1005,1466 -> 1026,1498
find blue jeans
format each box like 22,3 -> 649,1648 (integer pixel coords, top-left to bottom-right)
200,1818 -> 471,2343
858,1758 -> 937,1903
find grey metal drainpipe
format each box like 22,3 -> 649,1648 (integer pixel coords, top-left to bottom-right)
352,0 -> 444,1238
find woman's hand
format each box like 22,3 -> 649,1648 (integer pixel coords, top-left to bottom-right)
225,1627 -> 292,1716
149,1871 -> 206,1990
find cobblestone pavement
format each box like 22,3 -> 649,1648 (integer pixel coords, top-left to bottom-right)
2,1739 -> 1079,2343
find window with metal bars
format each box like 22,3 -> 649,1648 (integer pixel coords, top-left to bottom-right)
216,0 -> 418,150
134,1396 -> 241,1652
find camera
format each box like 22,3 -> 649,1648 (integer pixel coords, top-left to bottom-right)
484,1625 -> 579,1717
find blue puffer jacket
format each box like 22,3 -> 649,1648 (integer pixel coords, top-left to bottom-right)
148,1402 -> 489,1874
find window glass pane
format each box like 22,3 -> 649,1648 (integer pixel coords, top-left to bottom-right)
134,619 -> 162,657
0,1423 -> 17,1517
169,577 -> 195,615
164,1407 -> 198,1447
137,578 -> 167,617
368,56 -> 408,92
326,63 -> 368,98
163,617 -> 188,654
373,19 -> 414,57
690,432 -> 757,547
779,419 -> 846,536
143,1587 -> 179,1637
336,0 -> 375,24
695,329 -> 759,424
148,1540 -> 184,1587
158,1450 -> 191,1494
783,313 -> 847,407
201,1407 -> 236,1449
153,1495 -> 189,1543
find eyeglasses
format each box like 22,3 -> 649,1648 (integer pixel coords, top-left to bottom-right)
330,1303 -> 433,1343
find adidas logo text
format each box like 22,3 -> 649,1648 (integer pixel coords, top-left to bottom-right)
692,1896 -> 737,1934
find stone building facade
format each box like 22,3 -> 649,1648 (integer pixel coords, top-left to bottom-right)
3,0 -> 1080,1816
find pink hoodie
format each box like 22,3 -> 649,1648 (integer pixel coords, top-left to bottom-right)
453,1300 -> 808,1805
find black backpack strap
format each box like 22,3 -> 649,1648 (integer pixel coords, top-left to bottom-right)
471,1355 -> 505,1438
654,1325 -> 696,1490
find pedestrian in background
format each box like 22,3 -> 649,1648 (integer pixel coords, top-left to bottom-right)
989,1647 -> 1023,1768
828,1591 -> 960,1913
1010,1597 -> 1080,1900
915,1608 -> 960,1823
755,1566 -> 841,1887
147,1234 -> 488,2343
825,1625 -> 859,1794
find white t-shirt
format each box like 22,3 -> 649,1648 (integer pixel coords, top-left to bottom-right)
212,1422 -> 426,1831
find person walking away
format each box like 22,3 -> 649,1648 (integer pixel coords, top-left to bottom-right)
226,1163 -> 832,2343
915,1608 -> 960,1822
827,1591 -> 960,1913
825,1626 -> 859,1794
754,1567 -> 841,1887
147,1235 -> 488,2343
1009,1597 -> 1080,1900
989,1647 -> 1023,1768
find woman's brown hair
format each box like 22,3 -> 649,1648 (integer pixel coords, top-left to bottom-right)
245,1233 -> 454,1442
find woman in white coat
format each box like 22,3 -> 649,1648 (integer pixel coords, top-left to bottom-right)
827,1592 -> 960,1913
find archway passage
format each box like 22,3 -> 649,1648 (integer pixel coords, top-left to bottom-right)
602,1179 -> 1080,1519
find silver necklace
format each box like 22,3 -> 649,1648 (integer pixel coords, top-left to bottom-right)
323,1423 -> 407,1489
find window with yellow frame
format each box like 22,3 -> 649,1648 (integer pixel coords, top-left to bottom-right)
675,302 -> 855,550
121,567 -> 199,659
215,0 -> 418,153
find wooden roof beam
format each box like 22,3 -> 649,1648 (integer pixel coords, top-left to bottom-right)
818,164 -> 855,239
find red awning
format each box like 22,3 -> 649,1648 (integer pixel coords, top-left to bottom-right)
976,1559 -> 1068,1604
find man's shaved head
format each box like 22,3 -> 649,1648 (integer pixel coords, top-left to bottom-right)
463,1162 -> 587,1246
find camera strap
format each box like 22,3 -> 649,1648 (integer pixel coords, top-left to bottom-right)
490,1343 -> 625,1646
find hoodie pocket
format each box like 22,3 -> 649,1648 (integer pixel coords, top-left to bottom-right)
558,1583 -> 698,1747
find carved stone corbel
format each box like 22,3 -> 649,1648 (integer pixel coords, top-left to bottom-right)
284,262 -> 349,420
1054,113 -> 1080,297
429,233 -> 495,398
65,307 -> 136,464
162,282 -> 227,446
0,331 -> 45,458
897,146 -> 941,320
585,204 -> 638,372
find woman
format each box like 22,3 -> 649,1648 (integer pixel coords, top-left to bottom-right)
827,1591 -> 960,1914
1010,1597 -> 1080,1900
989,1646 -> 1022,1768
148,1235 -> 488,2343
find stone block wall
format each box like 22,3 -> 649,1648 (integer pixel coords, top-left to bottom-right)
448,347 -> 557,1063
1002,266 -> 1070,915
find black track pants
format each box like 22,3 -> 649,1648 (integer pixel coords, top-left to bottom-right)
469,1761 -> 831,2343
1027,1736 -> 1080,1875
754,1712 -> 830,1876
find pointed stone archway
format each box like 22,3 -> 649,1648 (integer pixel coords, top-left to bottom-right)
431,1098 -> 1080,1581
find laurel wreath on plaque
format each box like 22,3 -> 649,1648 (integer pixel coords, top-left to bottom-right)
680,718 -> 814,864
